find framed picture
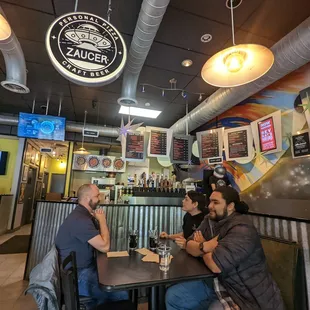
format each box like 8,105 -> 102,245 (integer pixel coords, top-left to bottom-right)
18,183 -> 26,204
30,146 -> 36,165
35,181 -> 42,200
35,150 -> 40,166
22,164 -> 29,182
24,143 -> 32,165
39,155 -> 45,179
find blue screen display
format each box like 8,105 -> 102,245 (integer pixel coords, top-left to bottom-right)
18,113 -> 66,141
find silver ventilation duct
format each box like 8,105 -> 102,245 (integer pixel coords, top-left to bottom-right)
170,17 -> 310,134
0,8 -> 29,94
0,115 -> 119,138
117,0 -> 170,106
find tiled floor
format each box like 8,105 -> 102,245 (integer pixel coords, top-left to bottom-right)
0,224 -> 37,310
0,225 -> 147,310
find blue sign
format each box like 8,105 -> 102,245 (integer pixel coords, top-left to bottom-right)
18,113 -> 66,141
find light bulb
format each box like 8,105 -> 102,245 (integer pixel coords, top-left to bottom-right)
0,14 -> 11,41
224,51 -> 246,73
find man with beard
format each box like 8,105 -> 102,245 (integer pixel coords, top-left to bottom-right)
165,187 -> 284,310
55,184 -> 128,306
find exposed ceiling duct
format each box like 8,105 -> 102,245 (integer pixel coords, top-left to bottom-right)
117,0 -> 170,106
0,115 -> 119,138
0,7 -> 29,94
170,17 -> 310,134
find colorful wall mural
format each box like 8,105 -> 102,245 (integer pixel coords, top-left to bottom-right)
188,62 -> 310,199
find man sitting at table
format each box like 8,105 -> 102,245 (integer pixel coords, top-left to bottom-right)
160,191 -> 206,249
165,186 -> 284,310
55,184 -> 128,307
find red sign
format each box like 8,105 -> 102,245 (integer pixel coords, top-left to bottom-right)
258,117 -> 277,152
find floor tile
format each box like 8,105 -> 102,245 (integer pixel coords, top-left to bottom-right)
0,300 -> 16,310
13,293 -> 37,310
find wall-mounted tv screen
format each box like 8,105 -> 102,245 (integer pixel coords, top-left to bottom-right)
258,116 -> 277,152
0,151 -> 8,175
17,113 -> 66,141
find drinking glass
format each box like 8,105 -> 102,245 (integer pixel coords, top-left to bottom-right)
149,230 -> 158,251
129,230 -> 139,250
157,244 -> 171,272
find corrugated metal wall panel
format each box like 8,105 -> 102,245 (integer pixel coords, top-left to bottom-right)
26,202 -> 184,278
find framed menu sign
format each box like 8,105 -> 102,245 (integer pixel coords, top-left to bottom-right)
170,134 -> 194,164
258,117 -> 277,152
224,125 -> 254,162
123,131 -> 149,162
146,127 -> 169,157
291,131 -> 310,159
196,128 -> 224,164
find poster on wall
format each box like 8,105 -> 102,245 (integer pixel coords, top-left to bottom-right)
24,143 -> 32,165
146,127 -> 170,158
251,110 -> 282,155
223,125 -> 254,162
196,128 -> 224,164
170,135 -> 194,164
123,131 -> 149,162
291,130 -> 310,159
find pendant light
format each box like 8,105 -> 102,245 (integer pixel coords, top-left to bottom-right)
201,0 -> 274,88
74,110 -> 90,155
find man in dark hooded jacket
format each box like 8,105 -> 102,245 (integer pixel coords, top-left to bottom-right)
166,187 -> 285,310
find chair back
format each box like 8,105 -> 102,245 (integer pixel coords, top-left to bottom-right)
60,251 -> 80,310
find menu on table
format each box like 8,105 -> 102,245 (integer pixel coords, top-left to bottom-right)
292,132 -> 310,158
228,130 -> 248,159
150,130 -> 167,156
172,136 -> 189,162
125,132 -> 145,160
258,117 -> 277,152
201,132 -> 219,159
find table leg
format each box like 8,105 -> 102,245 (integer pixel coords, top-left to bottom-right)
148,286 -> 158,310
158,285 -> 166,310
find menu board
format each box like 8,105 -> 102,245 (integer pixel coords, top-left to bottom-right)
125,132 -> 145,160
258,117 -> 277,152
150,130 -> 167,156
171,135 -> 193,164
228,130 -> 248,159
292,132 -> 310,158
201,132 -> 219,158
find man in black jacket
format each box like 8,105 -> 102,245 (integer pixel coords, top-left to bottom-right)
166,187 -> 284,310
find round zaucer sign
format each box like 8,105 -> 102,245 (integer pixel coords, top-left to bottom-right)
45,12 -> 127,87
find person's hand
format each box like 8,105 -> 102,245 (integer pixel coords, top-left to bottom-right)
175,237 -> 186,249
160,232 -> 169,239
93,208 -> 106,222
203,235 -> 219,253
194,231 -> 206,243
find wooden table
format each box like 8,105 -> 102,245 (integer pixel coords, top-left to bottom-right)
97,240 -> 214,310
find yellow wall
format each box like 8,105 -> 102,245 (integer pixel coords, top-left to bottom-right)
47,158 -> 67,192
0,137 -> 19,194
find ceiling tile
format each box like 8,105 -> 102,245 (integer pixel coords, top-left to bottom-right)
20,39 -> 51,65
145,42 -> 208,76
223,29 -> 276,49
26,80 -> 71,98
240,0 -> 310,41
156,7 -> 232,55
169,0 -> 262,28
0,0 -> 55,14
1,2 -> 55,42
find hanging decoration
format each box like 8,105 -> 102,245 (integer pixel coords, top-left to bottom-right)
74,110 -> 90,155
299,91 -> 310,113
201,0 -> 274,87
45,0 -> 127,87
116,117 -> 144,142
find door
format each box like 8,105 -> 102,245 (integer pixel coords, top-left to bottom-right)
22,167 -> 37,225
50,173 -> 65,195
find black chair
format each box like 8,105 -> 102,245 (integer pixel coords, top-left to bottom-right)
60,251 -> 136,310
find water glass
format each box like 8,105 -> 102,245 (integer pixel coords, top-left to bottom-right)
157,244 -> 171,272
129,230 -> 139,250
149,230 -> 158,251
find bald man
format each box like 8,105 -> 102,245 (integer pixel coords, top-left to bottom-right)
55,184 -> 128,307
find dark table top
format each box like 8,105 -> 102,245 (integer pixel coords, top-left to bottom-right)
97,240 -> 214,291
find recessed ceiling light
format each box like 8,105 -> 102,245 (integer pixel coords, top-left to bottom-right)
201,34 -> 212,43
181,59 -> 193,67
119,106 -> 162,119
